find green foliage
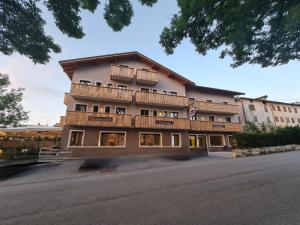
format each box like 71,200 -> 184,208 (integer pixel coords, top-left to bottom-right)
0,73 -> 29,127
104,0 -> 133,32
160,0 -> 300,67
234,126 -> 300,148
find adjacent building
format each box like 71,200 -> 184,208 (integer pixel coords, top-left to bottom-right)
59,52 -> 243,157
236,96 -> 300,128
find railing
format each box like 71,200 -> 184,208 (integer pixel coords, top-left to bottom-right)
136,69 -> 158,85
135,91 -> 189,108
134,116 -> 190,130
59,116 -> 66,127
65,111 -> 132,127
189,100 -> 239,115
64,93 -> 71,105
70,83 -> 133,103
110,65 -> 134,82
190,120 -> 242,132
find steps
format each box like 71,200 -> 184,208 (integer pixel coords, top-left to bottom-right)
38,149 -> 72,162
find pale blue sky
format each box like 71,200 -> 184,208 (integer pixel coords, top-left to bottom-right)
1,0 -> 299,125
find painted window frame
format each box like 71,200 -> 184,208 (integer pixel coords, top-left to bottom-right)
98,131 -> 126,148
115,106 -> 127,114
208,135 -> 225,147
92,104 -> 99,113
171,133 -> 181,147
139,132 -> 162,148
75,103 -> 88,112
68,130 -> 85,147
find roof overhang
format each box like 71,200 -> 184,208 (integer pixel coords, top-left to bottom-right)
186,85 -> 245,96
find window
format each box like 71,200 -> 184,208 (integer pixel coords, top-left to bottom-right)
209,135 -> 224,146
295,108 -> 298,113
141,109 -> 150,116
116,107 -> 126,114
291,118 -> 295,123
105,106 -> 111,114
286,117 -> 290,123
209,116 -> 215,121
264,105 -> 268,112
280,117 -> 284,122
100,132 -> 125,147
225,117 -> 231,123
283,106 -> 287,112
277,106 -> 281,111
272,105 -> 276,111
170,91 -> 177,95
107,83 -> 113,88
153,110 -> 158,117
171,134 -> 181,147
288,107 -> 292,113
189,135 -> 197,148
170,112 -> 178,118
118,84 -> 127,89
206,100 -> 212,103
223,102 -> 228,104
254,116 -> 258,122
249,104 -> 256,111
140,133 -> 161,147
162,90 -> 168,94
163,111 -> 168,118
267,117 -> 271,123
75,104 -> 87,112
79,80 -> 90,85
96,82 -> 102,86
189,97 -> 195,101
69,131 -> 84,146
141,88 -> 150,92
152,89 -> 158,93
275,116 -> 279,122
93,105 -> 99,113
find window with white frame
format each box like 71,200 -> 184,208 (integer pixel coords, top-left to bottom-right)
75,104 -> 87,112
171,134 -> 180,147
141,109 -> 150,116
140,133 -> 161,147
100,132 -> 126,147
93,105 -> 99,113
116,107 -> 126,114
79,80 -> 91,85
209,135 -> 224,146
118,84 -> 127,90
69,131 -> 84,146
170,112 -> 178,118
169,91 -> 177,95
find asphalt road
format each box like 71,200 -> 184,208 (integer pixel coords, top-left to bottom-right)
1,152 -> 300,225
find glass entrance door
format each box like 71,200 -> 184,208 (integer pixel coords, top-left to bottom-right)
189,135 -> 197,148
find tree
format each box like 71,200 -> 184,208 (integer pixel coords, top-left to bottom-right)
0,73 -> 29,127
1,0 -> 299,67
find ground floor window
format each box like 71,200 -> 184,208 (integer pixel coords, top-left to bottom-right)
198,135 -> 207,148
140,133 -> 161,147
69,130 -> 84,146
227,135 -> 236,147
100,132 -> 126,147
209,135 -> 224,146
171,133 -> 181,147
189,135 -> 197,148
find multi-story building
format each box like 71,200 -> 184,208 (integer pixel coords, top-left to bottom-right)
237,96 -> 300,128
59,52 -> 243,157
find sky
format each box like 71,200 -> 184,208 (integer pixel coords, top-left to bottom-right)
1,0 -> 299,126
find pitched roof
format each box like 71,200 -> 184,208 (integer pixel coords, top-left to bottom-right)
59,51 -> 194,85
186,84 -> 244,96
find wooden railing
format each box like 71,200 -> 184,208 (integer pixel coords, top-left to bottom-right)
190,120 -> 242,132
135,91 -> 188,108
70,83 -> 133,103
136,69 -> 158,85
189,100 -> 239,115
65,111 -> 132,127
134,116 -> 190,130
63,93 -> 71,105
110,65 -> 134,82
59,116 -> 66,127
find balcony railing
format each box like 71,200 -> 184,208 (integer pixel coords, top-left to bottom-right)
65,111 -> 132,127
136,69 -> 158,85
70,83 -> 133,103
135,91 -> 188,108
59,116 -> 66,127
189,100 -> 239,115
190,120 -> 242,132
64,93 -> 71,105
110,65 -> 134,82
134,116 -> 190,130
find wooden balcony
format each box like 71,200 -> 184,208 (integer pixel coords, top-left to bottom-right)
110,65 -> 134,82
135,91 -> 188,108
190,121 -> 242,132
59,116 -> 66,127
63,93 -> 71,105
136,69 -> 158,85
189,100 -> 239,115
65,111 -> 132,127
70,83 -> 133,103
134,116 -> 190,130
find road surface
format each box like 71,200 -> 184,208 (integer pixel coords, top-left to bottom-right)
0,152 -> 300,225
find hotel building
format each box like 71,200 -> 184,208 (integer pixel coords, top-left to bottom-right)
59,52 -> 243,157
237,96 -> 300,128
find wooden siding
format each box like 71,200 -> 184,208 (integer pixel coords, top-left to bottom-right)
70,83 -> 133,103
190,121 -> 242,132
135,91 -> 188,108
65,111 -> 132,127
110,65 -> 134,82
134,116 -> 190,130
136,69 -> 158,85
189,100 -> 239,115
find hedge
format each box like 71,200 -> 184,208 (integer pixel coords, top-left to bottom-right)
234,126 -> 300,148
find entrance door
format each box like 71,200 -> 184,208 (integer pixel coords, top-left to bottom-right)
189,135 -> 197,148
198,135 -> 207,151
